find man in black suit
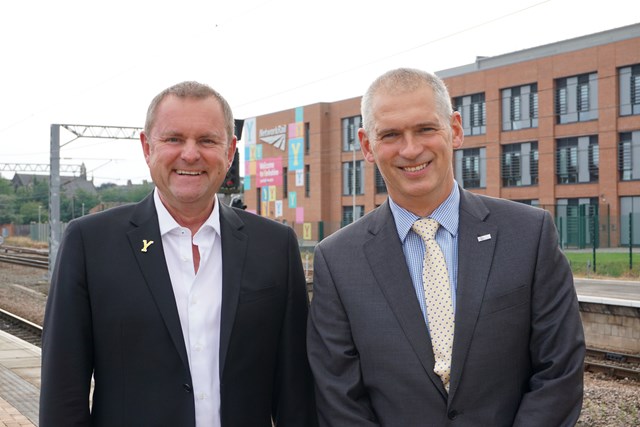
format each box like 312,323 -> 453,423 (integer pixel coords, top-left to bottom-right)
40,81 -> 317,426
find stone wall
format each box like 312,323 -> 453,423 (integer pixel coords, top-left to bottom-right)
580,302 -> 640,354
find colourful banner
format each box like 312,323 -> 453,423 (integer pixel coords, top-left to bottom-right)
256,157 -> 283,187
288,137 -> 304,171
303,222 -> 312,240
288,192 -> 297,208
243,118 -> 256,145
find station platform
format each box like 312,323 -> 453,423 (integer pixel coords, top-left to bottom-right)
575,277 -> 640,307
0,277 -> 638,426
0,331 -> 39,427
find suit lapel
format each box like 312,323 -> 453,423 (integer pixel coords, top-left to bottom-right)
218,203 -> 248,376
362,202 -> 445,394
449,189 -> 496,397
127,194 -> 190,371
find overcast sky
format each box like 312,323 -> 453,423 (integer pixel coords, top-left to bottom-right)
1,0 -> 637,185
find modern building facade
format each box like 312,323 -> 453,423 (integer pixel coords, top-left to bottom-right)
242,23 -> 640,248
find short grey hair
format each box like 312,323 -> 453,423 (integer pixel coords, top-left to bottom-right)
361,68 -> 453,136
144,81 -> 235,143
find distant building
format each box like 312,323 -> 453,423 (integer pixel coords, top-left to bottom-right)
11,163 -> 97,197
243,24 -> 640,248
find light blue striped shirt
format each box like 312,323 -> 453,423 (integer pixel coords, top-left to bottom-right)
389,183 -> 460,327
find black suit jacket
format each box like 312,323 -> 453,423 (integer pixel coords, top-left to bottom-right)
40,193 -> 317,427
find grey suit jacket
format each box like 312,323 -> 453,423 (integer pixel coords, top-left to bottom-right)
40,193 -> 317,427
307,188 -> 584,427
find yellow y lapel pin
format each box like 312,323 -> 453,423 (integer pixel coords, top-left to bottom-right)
141,240 -> 154,252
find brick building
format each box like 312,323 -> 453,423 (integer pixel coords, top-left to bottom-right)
242,23 -> 640,248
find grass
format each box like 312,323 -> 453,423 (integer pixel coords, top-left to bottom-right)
564,250 -> 640,279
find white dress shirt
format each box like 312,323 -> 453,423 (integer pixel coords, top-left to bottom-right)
154,189 -> 222,427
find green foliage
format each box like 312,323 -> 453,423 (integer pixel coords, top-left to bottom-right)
565,251 -> 640,279
98,182 -> 154,203
18,201 -> 46,223
0,177 -> 13,195
1,176 -> 154,225
0,193 -> 17,223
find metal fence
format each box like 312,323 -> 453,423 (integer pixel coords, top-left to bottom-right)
543,204 -> 639,250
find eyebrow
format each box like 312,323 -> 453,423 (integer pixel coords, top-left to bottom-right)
376,120 -> 442,136
155,130 -> 225,139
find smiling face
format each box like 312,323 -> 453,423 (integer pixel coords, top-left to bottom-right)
359,83 -> 463,216
140,94 -> 236,222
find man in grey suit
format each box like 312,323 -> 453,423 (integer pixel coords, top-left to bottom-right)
307,68 -> 585,426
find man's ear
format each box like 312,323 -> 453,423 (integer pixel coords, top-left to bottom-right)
359,128 -> 376,164
450,112 -> 464,150
140,132 -> 151,164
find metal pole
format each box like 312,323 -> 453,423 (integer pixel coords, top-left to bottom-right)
352,142 -> 356,223
592,213 -> 597,273
630,212 -> 634,271
49,124 -> 61,279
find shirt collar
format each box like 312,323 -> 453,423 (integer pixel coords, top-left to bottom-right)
389,182 -> 460,243
153,188 -> 221,237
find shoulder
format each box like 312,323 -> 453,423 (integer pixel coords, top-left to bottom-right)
227,206 -> 292,233
316,205 -> 384,251
462,190 -> 547,222
66,202 -> 137,231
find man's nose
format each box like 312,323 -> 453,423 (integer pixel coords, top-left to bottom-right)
181,140 -> 201,162
399,133 -> 422,158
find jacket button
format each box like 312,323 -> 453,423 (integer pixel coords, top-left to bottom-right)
183,383 -> 192,393
448,410 -> 459,420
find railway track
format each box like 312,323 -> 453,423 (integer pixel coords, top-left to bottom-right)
584,348 -> 640,381
0,245 -> 48,269
0,308 -> 42,347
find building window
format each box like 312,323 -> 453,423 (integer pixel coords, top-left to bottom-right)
341,205 -> 364,227
619,131 -> 640,181
454,147 -> 486,188
305,165 -> 310,197
374,165 -> 387,194
556,198 -> 599,248
555,73 -> 598,124
620,196 -> 640,246
453,93 -> 486,136
283,167 -> 288,198
556,136 -> 598,184
620,64 -> 640,116
502,84 -> 538,131
343,160 -> 364,195
342,116 -> 362,151
501,142 -> 538,187
304,122 -> 310,155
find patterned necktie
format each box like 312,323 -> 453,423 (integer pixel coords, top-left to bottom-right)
412,218 -> 455,391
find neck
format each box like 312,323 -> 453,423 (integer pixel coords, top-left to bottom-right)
159,194 -> 215,235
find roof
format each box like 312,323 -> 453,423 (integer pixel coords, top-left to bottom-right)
12,173 -> 97,196
437,23 -> 640,79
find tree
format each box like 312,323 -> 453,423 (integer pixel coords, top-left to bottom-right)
19,201 -> 43,223
0,177 -> 13,195
0,194 -> 17,224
